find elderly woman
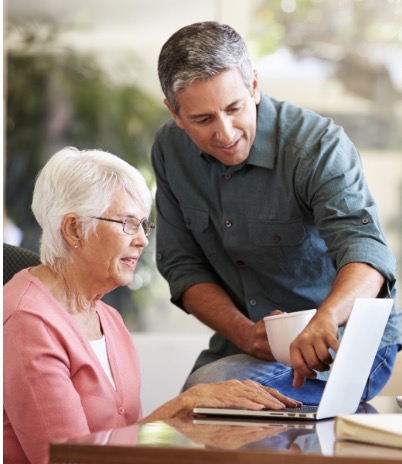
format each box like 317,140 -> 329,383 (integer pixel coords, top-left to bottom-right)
3,147 -> 300,464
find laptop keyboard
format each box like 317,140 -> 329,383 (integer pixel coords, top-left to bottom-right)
284,405 -> 318,413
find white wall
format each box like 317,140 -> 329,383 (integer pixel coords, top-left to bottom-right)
133,332 -> 210,417
361,151 -> 402,309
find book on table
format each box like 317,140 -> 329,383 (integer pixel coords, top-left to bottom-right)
335,439 -> 402,459
334,414 -> 402,449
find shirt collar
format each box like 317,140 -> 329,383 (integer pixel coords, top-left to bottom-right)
246,94 -> 277,170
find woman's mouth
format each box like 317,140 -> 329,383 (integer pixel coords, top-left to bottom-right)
121,257 -> 138,271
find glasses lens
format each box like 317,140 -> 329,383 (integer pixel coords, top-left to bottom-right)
123,218 -> 154,236
123,218 -> 140,235
142,219 -> 155,237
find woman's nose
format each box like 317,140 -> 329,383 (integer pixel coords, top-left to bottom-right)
131,227 -> 149,247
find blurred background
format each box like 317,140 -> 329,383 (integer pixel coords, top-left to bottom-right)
4,0 -> 402,333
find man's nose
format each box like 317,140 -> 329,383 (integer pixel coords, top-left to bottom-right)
215,115 -> 235,144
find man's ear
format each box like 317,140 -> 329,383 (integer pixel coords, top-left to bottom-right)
62,214 -> 82,249
252,69 -> 261,105
163,99 -> 184,129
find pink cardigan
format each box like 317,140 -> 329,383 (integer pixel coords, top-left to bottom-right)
3,269 -> 143,464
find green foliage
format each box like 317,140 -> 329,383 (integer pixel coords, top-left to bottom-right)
6,18 -> 166,234
5,18 -> 167,329
250,0 -> 402,58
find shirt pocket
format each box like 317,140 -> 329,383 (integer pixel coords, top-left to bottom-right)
182,204 -> 209,232
248,219 -> 319,273
249,219 -> 306,247
181,204 -> 218,262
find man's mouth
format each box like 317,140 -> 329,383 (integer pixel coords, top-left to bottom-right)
220,138 -> 240,150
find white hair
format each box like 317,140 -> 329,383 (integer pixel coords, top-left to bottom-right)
31,146 -> 152,271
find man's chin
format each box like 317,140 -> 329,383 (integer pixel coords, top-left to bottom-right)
218,155 -> 249,166
210,146 -> 250,166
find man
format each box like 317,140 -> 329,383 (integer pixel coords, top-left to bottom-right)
152,21 -> 401,403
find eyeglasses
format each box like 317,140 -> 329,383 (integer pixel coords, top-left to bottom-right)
91,216 -> 155,237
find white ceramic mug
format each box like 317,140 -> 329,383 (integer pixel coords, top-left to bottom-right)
264,309 -> 317,365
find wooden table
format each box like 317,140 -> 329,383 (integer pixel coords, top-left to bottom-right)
50,396 -> 402,464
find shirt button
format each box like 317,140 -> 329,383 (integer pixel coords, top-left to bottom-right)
362,218 -> 369,224
250,299 -> 257,306
224,173 -> 232,180
185,217 -> 191,225
156,253 -> 162,260
273,235 -> 281,243
118,407 -> 125,415
225,220 -> 232,228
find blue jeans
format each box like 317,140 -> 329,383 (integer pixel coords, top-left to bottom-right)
183,345 -> 398,405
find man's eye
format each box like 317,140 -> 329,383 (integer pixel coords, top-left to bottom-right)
195,117 -> 210,126
227,106 -> 240,114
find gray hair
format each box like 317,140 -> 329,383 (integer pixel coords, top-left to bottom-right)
158,21 -> 254,113
31,146 -> 152,272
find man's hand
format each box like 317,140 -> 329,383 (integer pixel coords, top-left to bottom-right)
289,310 -> 340,388
239,318 -> 275,361
239,310 -> 285,361
289,263 -> 386,388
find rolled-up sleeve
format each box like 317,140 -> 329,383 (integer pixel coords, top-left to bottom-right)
152,129 -> 222,309
295,129 -> 396,291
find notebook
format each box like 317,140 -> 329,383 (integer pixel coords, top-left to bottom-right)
193,298 -> 393,421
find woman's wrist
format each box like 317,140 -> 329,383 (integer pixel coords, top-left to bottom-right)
140,392 -> 193,423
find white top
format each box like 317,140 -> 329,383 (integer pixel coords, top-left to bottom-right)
89,336 -> 116,390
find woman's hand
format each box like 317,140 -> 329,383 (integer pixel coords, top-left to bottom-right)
185,379 -> 301,411
141,379 -> 302,423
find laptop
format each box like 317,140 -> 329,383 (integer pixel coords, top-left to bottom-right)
193,298 -> 393,421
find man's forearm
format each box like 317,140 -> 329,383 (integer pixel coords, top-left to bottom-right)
318,262 -> 386,326
182,282 -> 253,348
182,283 -> 274,360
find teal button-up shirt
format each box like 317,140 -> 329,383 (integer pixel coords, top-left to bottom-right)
152,94 -> 401,370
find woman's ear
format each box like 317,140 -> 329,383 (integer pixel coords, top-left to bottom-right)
62,214 -> 82,249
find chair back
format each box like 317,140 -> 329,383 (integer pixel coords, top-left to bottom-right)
3,243 -> 41,285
